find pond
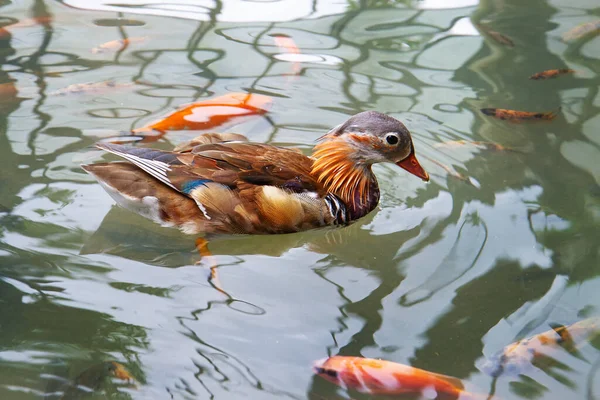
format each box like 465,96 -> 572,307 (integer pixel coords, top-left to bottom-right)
0,0 -> 599,399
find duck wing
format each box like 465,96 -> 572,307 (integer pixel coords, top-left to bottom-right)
94,142 -> 323,197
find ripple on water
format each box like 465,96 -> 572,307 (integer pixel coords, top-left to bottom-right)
219,27 -> 338,49
416,36 -> 482,70
227,299 -> 266,315
93,18 -> 146,27
272,53 -> 343,66
87,107 -> 151,119
434,103 -> 461,113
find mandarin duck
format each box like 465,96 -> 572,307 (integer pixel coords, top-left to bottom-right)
83,111 -> 429,235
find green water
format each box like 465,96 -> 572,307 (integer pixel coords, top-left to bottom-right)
0,0 -> 599,399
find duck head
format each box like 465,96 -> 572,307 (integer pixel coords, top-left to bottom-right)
311,111 -> 428,220
312,111 -> 429,182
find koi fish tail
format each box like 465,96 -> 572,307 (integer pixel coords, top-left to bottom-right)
546,106 -> 562,120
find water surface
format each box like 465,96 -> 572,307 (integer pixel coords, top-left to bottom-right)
0,0 -> 599,399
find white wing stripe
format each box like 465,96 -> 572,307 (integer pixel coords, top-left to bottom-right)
102,147 -> 176,190
121,153 -> 170,177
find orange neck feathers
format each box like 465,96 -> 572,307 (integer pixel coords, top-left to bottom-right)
311,138 -> 380,219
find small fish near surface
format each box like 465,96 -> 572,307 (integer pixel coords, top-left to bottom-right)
59,361 -> 135,399
48,80 -> 134,96
480,107 -> 561,122
92,36 -> 148,54
529,69 -> 575,80
2,15 -> 53,29
271,33 -> 301,76
314,356 -> 490,399
481,317 -> 600,378
476,23 -> 514,47
0,15 -> 53,39
434,140 -> 511,152
131,92 -> 272,136
562,20 -> 600,42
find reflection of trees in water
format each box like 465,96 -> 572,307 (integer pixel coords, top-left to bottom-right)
176,303 -> 303,400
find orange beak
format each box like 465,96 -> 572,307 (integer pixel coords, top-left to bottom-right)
396,152 -> 429,182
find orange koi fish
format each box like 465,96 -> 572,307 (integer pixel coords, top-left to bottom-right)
0,16 -> 53,39
92,36 -> 148,54
529,69 -> 575,80
482,317 -> 600,377
480,107 -> 560,122
48,80 -> 134,96
476,23 -> 514,47
271,34 -> 301,77
60,361 -> 135,399
562,20 -> 600,42
314,356 -> 487,399
132,92 -> 272,135
272,34 -> 300,56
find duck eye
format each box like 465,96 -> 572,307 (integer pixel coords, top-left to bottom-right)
385,134 -> 399,145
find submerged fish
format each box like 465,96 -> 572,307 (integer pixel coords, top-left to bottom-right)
480,107 -> 560,122
132,92 -> 272,134
60,361 -> 135,399
529,69 -> 575,80
271,33 -> 301,78
562,20 -> 600,42
92,36 -> 148,53
0,16 -> 53,39
271,33 -> 300,56
314,356 -> 487,399
3,15 -> 53,29
476,23 -> 514,47
48,80 -> 134,96
481,317 -> 600,377
434,140 -> 509,152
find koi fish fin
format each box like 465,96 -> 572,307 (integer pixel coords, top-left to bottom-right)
428,371 -> 465,391
427,374 -> 498,400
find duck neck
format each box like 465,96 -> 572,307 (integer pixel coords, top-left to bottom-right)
311,139 -> 380,221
